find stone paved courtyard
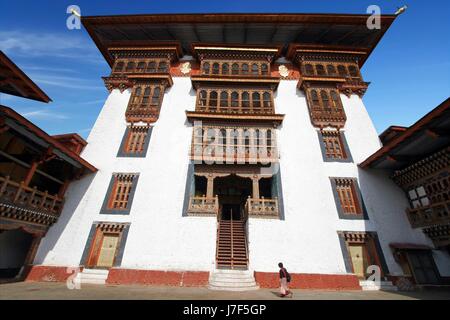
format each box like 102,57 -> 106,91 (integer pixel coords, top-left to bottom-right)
0,282 -> 449,300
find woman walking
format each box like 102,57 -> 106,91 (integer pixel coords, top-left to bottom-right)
278,262 -> 293,298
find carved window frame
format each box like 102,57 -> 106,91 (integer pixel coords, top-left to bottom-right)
318,130 -> 352,162
330,177 -> 368,220
111,58 -> 170,76
195,87 -> 275,114
117,125 -> 153,158
100,173 -> 139,215
200,60 -> 271,76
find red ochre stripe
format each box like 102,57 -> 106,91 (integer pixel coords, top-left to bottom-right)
26,266 -> 362,290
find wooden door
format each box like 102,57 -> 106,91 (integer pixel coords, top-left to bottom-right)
349,244 -> 368,279
96,234 -> 119,268
406,251 -> 440,284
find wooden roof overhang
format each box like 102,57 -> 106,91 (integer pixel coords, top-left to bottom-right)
0,105 -> 97,174
186,111 -> 284,126
191,75 -> 280,90
360,98 -> 450,170
191,43 -> 282,62
81,13 -> 397,67
0,51 -> 51,103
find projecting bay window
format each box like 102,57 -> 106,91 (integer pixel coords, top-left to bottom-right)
117,125 -> 152,157
111,58 -> 170,75
200,60 -> 270,76
318,130 -> 352,162
330,178 -> 368,220
100,173 -> 139,215
126,84 -> 164,122
196,89 -> 274,114
305,87 -> 346,127
191,125 -> 278,164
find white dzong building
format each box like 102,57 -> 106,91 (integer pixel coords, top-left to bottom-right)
26,13 -> 450,290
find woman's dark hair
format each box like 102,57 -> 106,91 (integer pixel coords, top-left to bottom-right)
278,262 -> 283,268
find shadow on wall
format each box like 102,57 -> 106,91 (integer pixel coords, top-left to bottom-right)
33,172 -> 97,264
356,166 -> 433,277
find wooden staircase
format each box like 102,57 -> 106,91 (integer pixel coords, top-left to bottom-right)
216,218 -> 248,269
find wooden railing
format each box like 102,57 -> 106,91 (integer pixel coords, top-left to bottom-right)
245,197 -> 279,218
191,143 -> 278,163
187,195 -> 219,216
406,200 -> 450,228
0,176 -> 63,217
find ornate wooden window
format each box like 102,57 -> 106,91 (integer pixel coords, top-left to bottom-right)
300,61 -> 361,80
337,65 -> 347,77
126,83 -> 165,122
126,61 -> 135,72
100,173 -> 139,214
114,61 -> 124,73
203,62 -> 210,74
200,60 -> 271,76
331,178 -> 367,219
320,130 -> 348,160
195,88 -> 274,114
305,87 -> 346,127
212,62 -> 220,74
110,58 -> 170,75
157,61 -> 168,73
146,61 -> 156,73
118,125 -> 152,157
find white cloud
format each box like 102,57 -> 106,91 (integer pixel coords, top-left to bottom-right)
21,109 -> 69,120
0,30 -> 103,63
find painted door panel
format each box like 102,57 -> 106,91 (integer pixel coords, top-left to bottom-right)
96,234 -> 119,268
349,244 -> 367,279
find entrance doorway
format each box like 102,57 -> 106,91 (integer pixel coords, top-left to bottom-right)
0,229 -> 33,279
214,174 -> 252,221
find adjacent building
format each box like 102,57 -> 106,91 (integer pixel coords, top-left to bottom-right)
0,51 -> 96,280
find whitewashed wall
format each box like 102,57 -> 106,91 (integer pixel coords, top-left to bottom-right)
35,78 -> 217,271
34,63 -> 449,277
247,80 -> 436,276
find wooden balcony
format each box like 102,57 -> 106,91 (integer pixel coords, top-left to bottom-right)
245,197 -> 279,218
187,195 -> 219,216
0,176 -> 63,226
406,200 -> 450,228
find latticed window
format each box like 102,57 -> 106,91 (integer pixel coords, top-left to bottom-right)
305,87 -> 346,126
114,61 -> 124,73
327,64 -> 337,75
334,178 -> 362,214
316,64 -> 326,76
200,60 -> 270,76
123,126 -> 150,155
321,131 -> 347,160
126,84 -> 165,122
107,174 -> 138,210
196,88 -> 274,113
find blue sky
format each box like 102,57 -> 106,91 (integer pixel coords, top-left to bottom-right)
1,0 -> 449,138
